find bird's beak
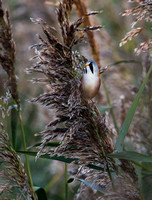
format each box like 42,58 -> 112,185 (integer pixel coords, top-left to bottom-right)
85,63 -> 89,66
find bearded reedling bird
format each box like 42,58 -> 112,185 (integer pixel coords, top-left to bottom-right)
81,60 -> 101,99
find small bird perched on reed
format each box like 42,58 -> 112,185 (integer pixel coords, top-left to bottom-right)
81,60 -> 101,99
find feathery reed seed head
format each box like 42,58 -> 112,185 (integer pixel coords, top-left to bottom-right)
0,123 -> 33,199
29,1 -> 139,198
120,0 -> 152,54
0,1 -> 20,106
28,0 -> 113,166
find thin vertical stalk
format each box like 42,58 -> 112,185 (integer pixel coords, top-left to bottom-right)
45,171 -> 63,192
73,0 -> 100,65
65,163 -> 68,200
101,74 -> 119,133
11,108 -> 17,149
18,106 -> 35,199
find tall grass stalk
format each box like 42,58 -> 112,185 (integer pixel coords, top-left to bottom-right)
18,106 -> 35,198
45,172 -> 63,192
101,74 -> 119,133
65,163 -> 68,200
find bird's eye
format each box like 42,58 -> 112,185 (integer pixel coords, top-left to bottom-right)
89,62 -> 94,73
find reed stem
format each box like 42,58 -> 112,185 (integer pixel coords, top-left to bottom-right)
65,163 -> 68,200
18,105 -> 36,199
101,74 -> 119,133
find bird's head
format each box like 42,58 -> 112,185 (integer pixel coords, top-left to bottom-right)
85,60 -> 99,75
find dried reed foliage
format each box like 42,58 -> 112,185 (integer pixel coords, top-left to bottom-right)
0,90 -> 13,119
0,123 -> 32,199
29,0 -> 140,198
28,0 -> 113,165
75,169 -> 140,200
0,0 -> 19,105
120,0 -> 152,55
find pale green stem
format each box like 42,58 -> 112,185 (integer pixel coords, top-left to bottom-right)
45,171 -> 63,192
18,106 -> 36,199
132,161 -> 152,172
65,163 -> 68,200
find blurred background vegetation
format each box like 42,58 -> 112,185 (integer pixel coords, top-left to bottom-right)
0,0 -> 152,199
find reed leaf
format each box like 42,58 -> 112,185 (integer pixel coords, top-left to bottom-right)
115,65 -> 152,152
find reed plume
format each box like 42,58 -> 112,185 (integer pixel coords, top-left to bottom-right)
29,0 -> 140,199
29,0 -> 110,165
0,123 -> 32,199
0,0 -> 19,106
120,0 -> 152,55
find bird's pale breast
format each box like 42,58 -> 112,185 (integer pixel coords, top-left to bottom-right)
82,72 -> 101,99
